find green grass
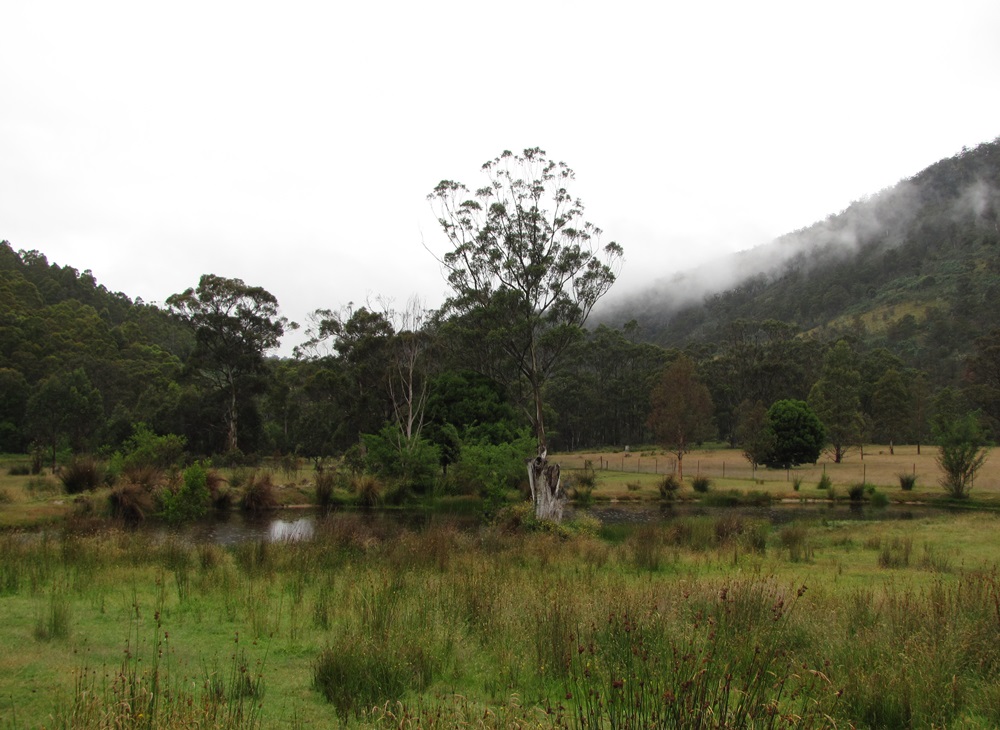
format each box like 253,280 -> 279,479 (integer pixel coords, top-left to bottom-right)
2,511 -> 1000,727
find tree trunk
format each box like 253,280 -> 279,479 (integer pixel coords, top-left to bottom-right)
527,446 -> 564,521
226,385 -> 239,453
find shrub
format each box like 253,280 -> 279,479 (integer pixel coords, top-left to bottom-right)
158,461 -> 212,522
792,476 -> 802,491
898,472 -> 917,491
935,414 -> 988,499
115,423 -> 186,471
58,456 -> 104,494
691,475 -> 711,493
817,473 -> 832,490
870,490 -> 889,507
7,463 -> 30,476
313,637 -> 434,723
314,470 -> 337,508
352,474 -> 383,509
570,474 -> 595,506
658,474 -> 681,501
240,471 -> 278,513
109,483 -> 156,522
120,464 -> 165,490
847,483 -> 867,502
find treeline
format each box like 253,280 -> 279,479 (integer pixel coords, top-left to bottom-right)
2,234 -> 998,482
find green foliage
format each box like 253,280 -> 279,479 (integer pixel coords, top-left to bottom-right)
429,148 -> 623,448
362,424 -> 440,494
764,399 -> 826,468
935,413 -> 989,498
817,473 -> 832,490
898,472 -> 917,491
113,422 -> 186,472
158,461 -> 211,522
449,430 -> 535,495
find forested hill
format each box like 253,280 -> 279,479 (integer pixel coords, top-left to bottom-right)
0,241 -> 193,452
607,138 -> 1000,383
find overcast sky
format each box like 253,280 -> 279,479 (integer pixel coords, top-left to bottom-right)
3,1 -> 999,353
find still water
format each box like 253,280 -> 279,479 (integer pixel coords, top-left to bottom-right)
141,501 -> 949,545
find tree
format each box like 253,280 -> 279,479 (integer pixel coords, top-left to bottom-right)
870,368 -> 912,453
762,399 -> 825,469
26,368 -> 104,469
647,355 -> 715,480
429,147 -> 623,520
734,399 -> 774,469
808,340 -> 863,463
166,275 -> 291,453
935,413 -> 988,499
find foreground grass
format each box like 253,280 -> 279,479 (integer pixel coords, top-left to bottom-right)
2,510 -> 1000,728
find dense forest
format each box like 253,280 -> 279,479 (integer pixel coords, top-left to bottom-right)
2,140 -> 999,482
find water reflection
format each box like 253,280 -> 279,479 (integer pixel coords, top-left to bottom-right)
140,501 -> 945,545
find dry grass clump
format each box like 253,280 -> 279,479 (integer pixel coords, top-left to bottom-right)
239,471 -> 278,513
352,474 -> 383,508
58,456 -> 104,494
108,482 -> 156,522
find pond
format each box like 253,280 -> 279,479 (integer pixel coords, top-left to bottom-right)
129,500 -> 954,545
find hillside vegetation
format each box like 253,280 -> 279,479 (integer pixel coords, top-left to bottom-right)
611,138 -> 1000,386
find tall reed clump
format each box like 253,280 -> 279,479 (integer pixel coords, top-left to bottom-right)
108,482 -> 156,522
898,472 -> 917,491
658,474 -> 681,501
817,473 -> 832,490
690,475 -> 712,493
240,471 -> 278,513
352,474 -> 383,508
58,456 -> 104,494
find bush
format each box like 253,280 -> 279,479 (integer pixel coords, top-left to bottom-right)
847,483 -> 867,502
817,473 -> 832,490
7,463 -> 30,476
115,423 -> 187,471
449,432 -> 535,495
870,490 -> 889,507
691,475 -> 711,493
158,461 -> 212,522
935,414 -> 988,499
313,637 -> 434,723
240,471 -> 278,513
58,456 -> 104,494
109,483 -> 155,522
352,474 -> 383,509
314,470 -> 337,508
898,472 -> 917,491
658,474 -> 681,501
362,425 -> 441,494
792,476 -> 802,491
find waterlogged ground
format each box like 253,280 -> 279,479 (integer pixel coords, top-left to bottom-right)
3,509 -> 1000,728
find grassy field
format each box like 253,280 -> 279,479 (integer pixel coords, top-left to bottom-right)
556,444 -> 1000,505
2,508 -> 1000,728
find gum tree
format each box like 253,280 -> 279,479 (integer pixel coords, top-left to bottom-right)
167,275 -> 291,453
429,148 -> 623,520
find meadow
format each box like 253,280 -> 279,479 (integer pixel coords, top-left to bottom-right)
1,506 -> 1000,728
2,447 -> 1000,728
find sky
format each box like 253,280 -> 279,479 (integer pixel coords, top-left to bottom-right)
3,1 -> 999,353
